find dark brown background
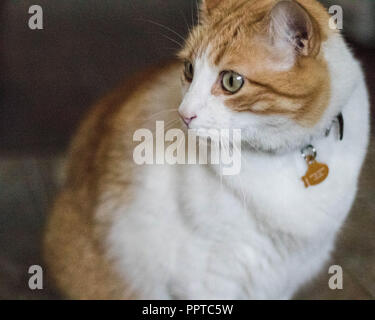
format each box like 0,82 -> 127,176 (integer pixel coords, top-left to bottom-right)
0,0 -> 374,299
0,0 -> 194,153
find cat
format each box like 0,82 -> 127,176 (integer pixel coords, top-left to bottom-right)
44,0 -> 369,299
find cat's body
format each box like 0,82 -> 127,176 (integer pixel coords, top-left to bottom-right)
45,0 -> 369,299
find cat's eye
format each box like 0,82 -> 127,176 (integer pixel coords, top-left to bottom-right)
221,71 -> 244,94
184,61 -> 194,82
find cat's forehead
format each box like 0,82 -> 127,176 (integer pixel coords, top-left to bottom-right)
179,24 -> 272,77
179,0 -> 272,65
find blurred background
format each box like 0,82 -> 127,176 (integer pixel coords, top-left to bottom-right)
0,0 -> 374,299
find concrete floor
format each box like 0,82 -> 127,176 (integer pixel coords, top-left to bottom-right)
0,137 -> 374,299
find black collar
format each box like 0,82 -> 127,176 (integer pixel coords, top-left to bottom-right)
325,112 -> 344,141
337,113 -> 344,141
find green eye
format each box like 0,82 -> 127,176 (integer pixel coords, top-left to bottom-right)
221,71 -> 244,94
184,61 -> 194,82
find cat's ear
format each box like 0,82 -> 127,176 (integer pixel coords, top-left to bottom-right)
200,0 -> 222,18
268,0 -> 320,57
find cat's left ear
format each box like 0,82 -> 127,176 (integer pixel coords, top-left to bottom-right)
268,0 -> 321,57
200,0 -> 222,19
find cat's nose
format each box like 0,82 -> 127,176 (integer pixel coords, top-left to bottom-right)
179,112 -> 197,126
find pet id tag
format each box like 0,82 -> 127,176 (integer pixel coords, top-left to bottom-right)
301,145 -> 329,188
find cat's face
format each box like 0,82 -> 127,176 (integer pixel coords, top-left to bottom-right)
178,0 -> 333,151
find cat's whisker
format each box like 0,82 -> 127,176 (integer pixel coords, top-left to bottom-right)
160,34 -> 184,48
178,7 -> 192,34
163,46 -> 185,53
165,118 -> 180,127
143,109 -> 179,121
139,18 -> 186,42
160,118 -> 180,132
190,1 -> 195,28
177,131 -> 186,152
195,0 -> 200,26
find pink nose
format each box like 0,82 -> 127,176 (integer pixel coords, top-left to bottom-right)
179,112 -> 197,126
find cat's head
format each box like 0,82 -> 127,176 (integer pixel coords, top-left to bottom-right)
178,0 -> 339,152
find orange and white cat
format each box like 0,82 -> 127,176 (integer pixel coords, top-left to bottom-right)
45,0 -> 369,299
